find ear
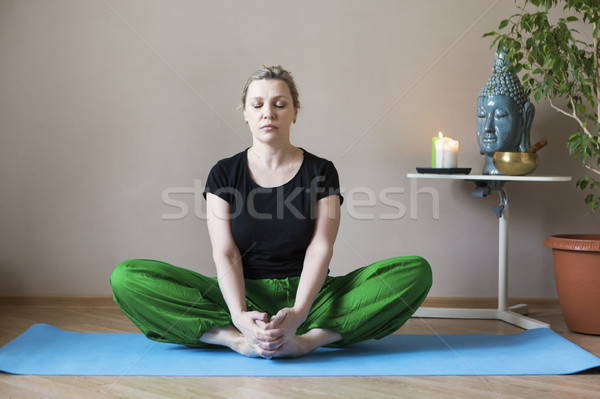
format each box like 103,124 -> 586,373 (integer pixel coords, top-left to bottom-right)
519,102 -> 535,151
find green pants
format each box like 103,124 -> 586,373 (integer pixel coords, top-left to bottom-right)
110,256 -> 432,348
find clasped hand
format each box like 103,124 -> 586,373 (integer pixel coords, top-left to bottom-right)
233,308 -> 304,358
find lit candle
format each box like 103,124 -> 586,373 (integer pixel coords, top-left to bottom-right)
431,132 -> 443,168
434,136 -> 459,168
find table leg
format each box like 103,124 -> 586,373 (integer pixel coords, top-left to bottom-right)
498,187 -> 508,311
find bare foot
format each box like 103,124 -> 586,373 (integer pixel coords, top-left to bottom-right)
269,328 -> 342,358
201,325 -> 342,359
268,335 -> 313,358
199,325 -> 263,358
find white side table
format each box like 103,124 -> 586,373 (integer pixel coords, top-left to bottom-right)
406,173 -> 572,330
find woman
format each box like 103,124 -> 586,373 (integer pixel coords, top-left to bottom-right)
110,65 -> 432,358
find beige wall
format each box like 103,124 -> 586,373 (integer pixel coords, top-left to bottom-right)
0,0 -> 596,296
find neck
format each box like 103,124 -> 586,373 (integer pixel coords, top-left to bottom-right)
248,141 -> 300,169
483,153 -> 500,175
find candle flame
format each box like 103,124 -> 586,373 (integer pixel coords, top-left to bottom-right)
438,132 -> 443,138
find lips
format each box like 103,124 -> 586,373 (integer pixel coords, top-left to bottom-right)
482,134 -> 497,143
261,124 -> 277,131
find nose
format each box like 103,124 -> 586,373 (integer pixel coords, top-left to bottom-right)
484,114 -> 494,133
262,103 -> 275,119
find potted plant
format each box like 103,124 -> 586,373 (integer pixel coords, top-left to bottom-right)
485,0 -> 600,334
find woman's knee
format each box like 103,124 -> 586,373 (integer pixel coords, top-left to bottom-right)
109,260 -> 135,294
410,256 -> 433,289
380,255 -> 432,294
109,259 -> 155,295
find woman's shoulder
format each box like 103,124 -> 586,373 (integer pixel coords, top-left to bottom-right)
300,148 -> 337,173
210,149 -> 247,171
206,150 -> 248,185
301,148 -> 334,166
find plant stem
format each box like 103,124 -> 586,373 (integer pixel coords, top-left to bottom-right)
547,96 -> 592,138
594,36 -> 600,122
584,163 -> 600,176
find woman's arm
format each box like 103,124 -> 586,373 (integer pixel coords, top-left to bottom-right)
294,194 -> 341,319
206,193 -> 246,316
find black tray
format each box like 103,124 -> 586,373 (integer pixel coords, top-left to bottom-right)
416,167 -> 472,175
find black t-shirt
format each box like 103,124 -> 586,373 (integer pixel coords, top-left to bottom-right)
203,148 -> 343,279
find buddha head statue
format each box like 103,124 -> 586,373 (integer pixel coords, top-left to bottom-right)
476,48 -> 535,174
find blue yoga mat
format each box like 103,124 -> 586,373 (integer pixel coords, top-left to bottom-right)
0,324 -> 598,376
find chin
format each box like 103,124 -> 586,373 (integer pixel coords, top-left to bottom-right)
256,133 -> 285,145
480,144 -> 498,154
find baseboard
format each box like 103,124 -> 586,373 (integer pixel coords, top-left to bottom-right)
0,294 -> 115,307
422,297 -> 559,309
0,294 -> 559,309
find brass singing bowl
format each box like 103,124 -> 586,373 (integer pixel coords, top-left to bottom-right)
493,152 -> 539,176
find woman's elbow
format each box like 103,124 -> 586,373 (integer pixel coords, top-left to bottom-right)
305,242 -> 334,262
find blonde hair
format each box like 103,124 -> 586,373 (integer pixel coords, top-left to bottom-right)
241,65 -> 300,109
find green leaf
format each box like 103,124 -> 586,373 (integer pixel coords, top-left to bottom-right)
567,133 -> 583,155
584,194 -> 599,212
490,36 -> 500,49
578,176 -> 590,190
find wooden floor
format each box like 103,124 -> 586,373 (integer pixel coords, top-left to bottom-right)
0,296 -> 599,399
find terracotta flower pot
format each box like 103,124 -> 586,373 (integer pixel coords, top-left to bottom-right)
544,234 -> 600,335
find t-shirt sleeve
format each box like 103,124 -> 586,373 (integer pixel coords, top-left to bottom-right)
203,162 -> 234,204
316,161 -> 344,205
